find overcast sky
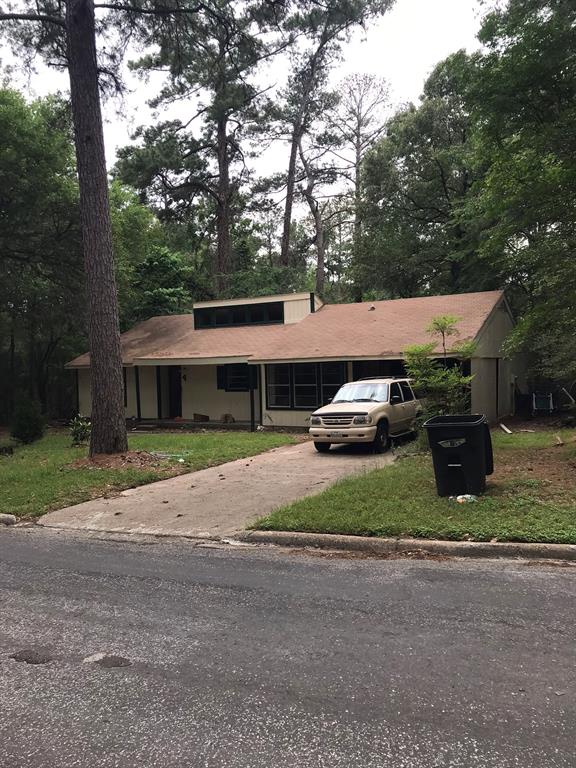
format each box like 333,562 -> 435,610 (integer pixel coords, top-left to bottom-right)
3,0 -> 484,169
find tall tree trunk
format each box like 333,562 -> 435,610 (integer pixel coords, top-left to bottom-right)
8,318 -> 15,414
313,205 -> 325,294
279,44 -> 327,267
351,123 -> 363,302
279,127 -> 301,267
66,0 -> 127,455
298,139 -> 325,294
215,113 -> 232,294
353,128 -> 362,258
28,317 -> 36,400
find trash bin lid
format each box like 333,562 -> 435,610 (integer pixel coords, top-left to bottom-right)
423,414 -> 487,428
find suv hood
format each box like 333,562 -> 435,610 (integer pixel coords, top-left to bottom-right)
313,401 -> 384,416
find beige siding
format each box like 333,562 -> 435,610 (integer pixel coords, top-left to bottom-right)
138,366 -> 158,419
78,369 -> 92,416
284,296 -> 312,324
181,365 -> 254,422
78,367 -> 140,419
262,408 -> 312,429
475,303 -> 514,357
125,367 -> 138,418
471,358 -> 498,422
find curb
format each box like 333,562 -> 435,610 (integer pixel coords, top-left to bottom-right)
235,530 -> 576,561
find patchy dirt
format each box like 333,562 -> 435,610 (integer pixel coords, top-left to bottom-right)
70,451 -> 178,471
502,416 -> 576,430
489,442 -> 576,497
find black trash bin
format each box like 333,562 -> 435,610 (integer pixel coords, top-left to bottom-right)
423,414 -> 493,497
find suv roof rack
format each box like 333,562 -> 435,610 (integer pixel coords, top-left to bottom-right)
357,376 -> 406,381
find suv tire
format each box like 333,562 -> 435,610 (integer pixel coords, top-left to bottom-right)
372,421 -> 390,453
314,442 -> 331,453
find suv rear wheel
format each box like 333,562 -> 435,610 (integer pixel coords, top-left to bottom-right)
372,421 -> 390,453
314,442 -> 331,453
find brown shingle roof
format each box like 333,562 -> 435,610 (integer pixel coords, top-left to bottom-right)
252,291 -> 505,362
67,290 -> 505,367
67,316 -> 290,367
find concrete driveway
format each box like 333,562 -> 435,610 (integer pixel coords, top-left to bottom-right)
39,441 -> 392,539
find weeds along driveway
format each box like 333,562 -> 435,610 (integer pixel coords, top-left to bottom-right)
39,441 -> 392,539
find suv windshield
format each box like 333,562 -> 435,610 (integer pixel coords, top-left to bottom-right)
333,382 -> 389,403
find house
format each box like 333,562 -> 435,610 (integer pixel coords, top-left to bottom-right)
67,290 -> 523,428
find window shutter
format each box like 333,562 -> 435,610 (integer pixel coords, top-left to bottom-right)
216,366 -> 226,390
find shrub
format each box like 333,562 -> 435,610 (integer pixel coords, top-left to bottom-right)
404,315 -> 477,421
11,399 -> 45,444
69,415 -> 91,446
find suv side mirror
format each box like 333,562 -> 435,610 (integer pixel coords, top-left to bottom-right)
326,397 -> 333,404
391,394 -> 402,404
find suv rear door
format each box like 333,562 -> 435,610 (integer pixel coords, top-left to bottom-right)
399,380 -> 418,430
388,381 -> 408,434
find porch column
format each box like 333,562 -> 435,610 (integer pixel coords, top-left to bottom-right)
249,366 -> 256,432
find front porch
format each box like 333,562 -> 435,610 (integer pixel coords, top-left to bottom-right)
78,361 -> 263,431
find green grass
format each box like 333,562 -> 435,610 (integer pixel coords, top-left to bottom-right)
0,430 -> 295,518
255,430 -> 576,544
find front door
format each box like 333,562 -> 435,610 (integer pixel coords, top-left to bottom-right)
168,366 -> 182,418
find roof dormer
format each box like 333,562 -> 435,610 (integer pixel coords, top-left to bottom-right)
192,292 -> 322,329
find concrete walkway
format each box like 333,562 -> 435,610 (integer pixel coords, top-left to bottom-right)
39,442 -> 393,539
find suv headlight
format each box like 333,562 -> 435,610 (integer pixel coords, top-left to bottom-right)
353,415 -> 373,425
310,416 -> 322,426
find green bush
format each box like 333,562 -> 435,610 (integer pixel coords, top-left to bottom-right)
69,415 -> 91,446
404,315 -> 476,419
11,399 -> 45,444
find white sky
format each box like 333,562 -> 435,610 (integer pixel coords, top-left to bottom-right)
2,0 -> 484,170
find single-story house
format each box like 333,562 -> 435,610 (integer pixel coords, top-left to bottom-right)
67,290 -> 524,428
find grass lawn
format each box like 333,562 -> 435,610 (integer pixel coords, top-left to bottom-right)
255,430 -> 576,544
1,430 -> 295,518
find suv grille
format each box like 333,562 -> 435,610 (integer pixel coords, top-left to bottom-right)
321,415 -> 355,427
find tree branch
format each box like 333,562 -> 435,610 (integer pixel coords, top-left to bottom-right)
0,11 -> 65,27
93,2 -> 203,15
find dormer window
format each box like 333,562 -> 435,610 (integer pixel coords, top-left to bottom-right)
194,301 -> 284,329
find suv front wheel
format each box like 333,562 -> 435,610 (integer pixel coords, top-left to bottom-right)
372,421 -> 390,453
314,442 -> 331,453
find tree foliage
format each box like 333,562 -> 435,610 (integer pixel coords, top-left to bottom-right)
358,51 -> 496,298
464,0 -> 576,381
405,316 -> 476,417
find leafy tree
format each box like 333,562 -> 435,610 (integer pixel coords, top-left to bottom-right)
465,0 -> 576,381
405,316 -> 476,417
0,0 -> 214,454
275,0 -> 394,267
130,247 -> 192,321
0,88 -> 175,420
358,51 -> 495,299
117,1 -> 289,293
0,88 -> 83,420
328,74 -> 389,293
109,181 -> 167,327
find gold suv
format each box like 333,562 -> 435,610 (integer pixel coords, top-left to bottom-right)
309,378 -> 420,453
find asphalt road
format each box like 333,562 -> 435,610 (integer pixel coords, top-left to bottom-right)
0,530 -> 574,768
